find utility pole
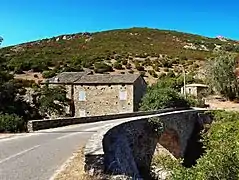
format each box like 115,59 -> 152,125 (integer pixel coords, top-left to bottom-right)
183,66 -> 186,98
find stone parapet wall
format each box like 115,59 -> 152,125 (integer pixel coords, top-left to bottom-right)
84,109 -> 209,179
27,108 -> 188,132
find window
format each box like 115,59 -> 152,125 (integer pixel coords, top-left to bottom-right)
119,90 -> 127,100
79,90 -> 86,101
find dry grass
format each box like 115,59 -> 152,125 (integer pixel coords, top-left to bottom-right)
54,148 -> 94,180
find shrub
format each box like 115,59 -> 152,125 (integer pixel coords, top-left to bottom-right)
158,72 -> 166,79
164,67 -> 169,72
148,70 -> 158,78
125,63 -> 132,69
113,62 -> 124,70
153,65 -> 160,72
166,70 -> 175,78
136,65 -> 145,71
0,113 -> 25,133
160,111 -> 239,180
140,87 -> 190,111
94,62 -> 113,73
122,59 -> 128,65
42,70 -> 56,78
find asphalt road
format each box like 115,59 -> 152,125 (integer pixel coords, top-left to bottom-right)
0,109 -> 198,180
0,120 -> 116,180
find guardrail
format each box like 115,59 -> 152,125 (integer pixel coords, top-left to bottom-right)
27,107 -> 191,132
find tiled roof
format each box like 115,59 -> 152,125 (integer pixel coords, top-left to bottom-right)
45,72 -> 141,84
46,71 -> 90,84
75,74 -> 141,84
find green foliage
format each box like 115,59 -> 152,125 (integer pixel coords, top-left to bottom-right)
148,70 -> 158,78
122,59 -> 128,65
140,87 -> 190,111
42,70 -> 56,78
94,62 -> 113,73
1,28 -> 239,75
113,62 -> 124,70
153,110 -> 239,180
148,117 -> 164,136
158,72 -> 166,79
206,53 -> 239,100
32,85 -> 70,118
0,113 -> 25,133
135,64 -> 145,71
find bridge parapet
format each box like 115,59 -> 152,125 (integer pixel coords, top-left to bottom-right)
84,108 -> 209,178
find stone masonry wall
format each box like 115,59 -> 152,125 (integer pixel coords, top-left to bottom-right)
74,84 -> 134,117
84,110 -> 209,179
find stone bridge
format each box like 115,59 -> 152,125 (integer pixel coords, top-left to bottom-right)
83,108 -> 212,179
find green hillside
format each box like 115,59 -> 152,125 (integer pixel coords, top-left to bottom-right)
0,27 -> 238,80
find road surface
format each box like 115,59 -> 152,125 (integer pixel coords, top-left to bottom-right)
0,109 -> 197,180
0,120 -> 117,180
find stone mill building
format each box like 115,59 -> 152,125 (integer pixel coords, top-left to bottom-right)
45,71 -> 147,117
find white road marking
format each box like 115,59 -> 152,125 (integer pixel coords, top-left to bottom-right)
0,145 -> 40,164
56,126 -> 101,140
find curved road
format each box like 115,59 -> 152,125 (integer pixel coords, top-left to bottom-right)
0,120 -> 117,180
0,109 -> 199,180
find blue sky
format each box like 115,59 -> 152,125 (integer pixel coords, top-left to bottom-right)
1,0 -> 239,47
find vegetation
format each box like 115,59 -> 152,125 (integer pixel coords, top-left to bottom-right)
32,85 -> 70,118
152,110 -> 239,180
1,28 -> 238,75
140,75 -> 205,111
0,54 -> 69,132
206,53 -> 239,100
140,87 -> 190,111
0,113 -> 25,133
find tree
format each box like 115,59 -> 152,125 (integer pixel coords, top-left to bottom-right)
206,53 -> 238,100
0,55 -> 40,132
32,85 -> 70,118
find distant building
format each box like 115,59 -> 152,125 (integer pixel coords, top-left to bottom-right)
181,83 -> 208,97
44,72 -> 147,117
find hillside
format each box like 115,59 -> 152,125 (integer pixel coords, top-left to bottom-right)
1,27 -> 239,84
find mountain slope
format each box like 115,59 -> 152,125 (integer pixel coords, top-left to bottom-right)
0,27 -> 239,84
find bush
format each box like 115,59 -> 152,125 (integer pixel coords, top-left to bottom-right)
166,70 -> 175,78
113,62 -> 124,70
160,110 -> 239,180
125,63 -> 132,69
140,87 -> 190,111
148,70 -> 158,78
158,72 -> 166,79
122,59 -> 128,65
42,70 -> 56,78
0,113 -> 25,133
153,65 -> 160,72
94,62 -> 113,73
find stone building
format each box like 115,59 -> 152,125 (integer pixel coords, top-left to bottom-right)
45,72 -> 147,117
181,83 -> 208,97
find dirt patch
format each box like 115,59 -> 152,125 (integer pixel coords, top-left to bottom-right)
54,148 -> 95,180
206,95 -> 239,111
